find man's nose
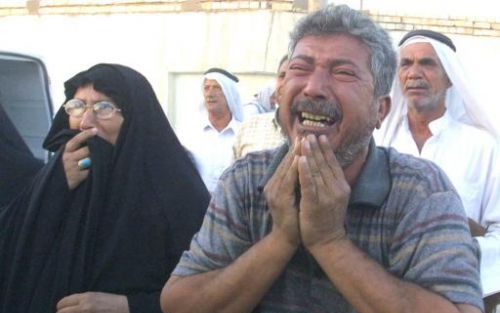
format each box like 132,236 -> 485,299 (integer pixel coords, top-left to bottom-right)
79,107 -> 97,130
406,64 -> 423,79
303,69 -> 330,101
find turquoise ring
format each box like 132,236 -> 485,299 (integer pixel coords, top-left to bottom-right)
77,157 -> 91,170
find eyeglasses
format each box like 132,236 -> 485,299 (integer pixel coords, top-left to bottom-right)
63,99 -> 121,120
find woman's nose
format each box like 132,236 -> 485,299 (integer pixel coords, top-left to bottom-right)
79,107 -> 97,130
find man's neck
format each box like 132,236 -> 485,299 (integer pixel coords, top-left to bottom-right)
406,105 -> 445,153
208,113 -> 231,132
343,145 -> 370,187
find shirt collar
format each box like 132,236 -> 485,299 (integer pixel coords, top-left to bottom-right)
401,109 -> 453,138
349,139 -> 391,208
201,116 -> 241,134
427,109 -> 453,137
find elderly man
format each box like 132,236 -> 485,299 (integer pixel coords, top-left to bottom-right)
162,6 -> 483,313
375,29 -> 499,311
181,67 -> 243,193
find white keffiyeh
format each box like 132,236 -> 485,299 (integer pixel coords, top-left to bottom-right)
201,72 -> 244,122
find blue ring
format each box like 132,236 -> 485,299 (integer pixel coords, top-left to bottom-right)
77,157 -> 92,170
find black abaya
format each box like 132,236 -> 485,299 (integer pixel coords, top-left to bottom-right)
0,64 -> 210,313
0,103 -> 43,207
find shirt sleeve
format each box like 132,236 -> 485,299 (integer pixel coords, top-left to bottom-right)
475,141 -> 500,296
476,226 -> 500,296
388,190 -> 484,311
172,163 -> 254,276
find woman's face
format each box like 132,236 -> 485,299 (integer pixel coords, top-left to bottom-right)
68,84 -> 124,145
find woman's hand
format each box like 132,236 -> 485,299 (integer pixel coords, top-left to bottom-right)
56,292 -> 129,313
62,128 -> 97,190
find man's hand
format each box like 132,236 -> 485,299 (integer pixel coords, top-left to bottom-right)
62,128 -> 97,190
297,134 -> 350,251
56,292 -> 129,313
264,138 -> 301,249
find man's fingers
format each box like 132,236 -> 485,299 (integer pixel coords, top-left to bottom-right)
318,135 -> 344,180
298,142 -> 320,199
264,138 -> 299,193
299,135 -> 326,187
64,128 -> 98,153
278,139 -> 301,194
305,135 -> 325,182
282,154 -> 299,194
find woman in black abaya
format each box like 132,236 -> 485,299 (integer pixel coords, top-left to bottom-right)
0,64 -> 210,313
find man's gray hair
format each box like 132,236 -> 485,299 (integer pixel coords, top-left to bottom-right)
289,4 -> 396,97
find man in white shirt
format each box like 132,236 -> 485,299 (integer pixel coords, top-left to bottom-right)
375,29 -> 500,312
182,68 -> 243,193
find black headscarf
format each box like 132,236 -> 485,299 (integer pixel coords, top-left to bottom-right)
0,64 -> 210,313
0,103 -> 43,207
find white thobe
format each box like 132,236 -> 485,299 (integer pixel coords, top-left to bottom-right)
389,111 -> 500,296
182,117 -> 241,194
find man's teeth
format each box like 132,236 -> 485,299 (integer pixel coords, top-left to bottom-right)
300,112 -> 333,127
302,120 -> 328,127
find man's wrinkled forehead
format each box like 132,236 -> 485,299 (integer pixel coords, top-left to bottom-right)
399,42 -> 449,81
203,78 -> 221,87
400,42 -> 440,62
291,34 -> 372,72
300,33 -> 367,52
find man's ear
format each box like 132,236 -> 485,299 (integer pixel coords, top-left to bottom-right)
375,95 -> 391,129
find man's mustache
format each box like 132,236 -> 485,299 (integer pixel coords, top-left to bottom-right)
405,80 -> 428,89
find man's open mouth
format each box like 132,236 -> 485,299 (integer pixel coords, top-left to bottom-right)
298,112 -> 336,128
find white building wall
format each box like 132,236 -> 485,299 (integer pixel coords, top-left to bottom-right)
1,9 -> 499,133
0,11 -> 303,132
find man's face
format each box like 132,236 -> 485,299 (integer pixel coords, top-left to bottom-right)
398,42 -> 451,112
279,34 -> 382,167
203,79 -> 230,116
274,59 -> 289,105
